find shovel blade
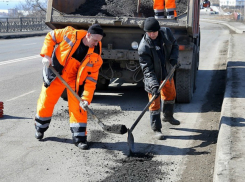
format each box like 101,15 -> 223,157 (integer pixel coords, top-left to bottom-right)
127,129 -> 135,153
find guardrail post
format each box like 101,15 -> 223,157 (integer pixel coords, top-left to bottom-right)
20,17 -> 22,32
6,18 -> 8,32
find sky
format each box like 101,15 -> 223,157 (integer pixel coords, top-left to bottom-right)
0,0 -> 26,10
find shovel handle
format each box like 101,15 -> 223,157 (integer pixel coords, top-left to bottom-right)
137,0 -> 141,13
49,65 -> 105,129
129,65 -> 176,132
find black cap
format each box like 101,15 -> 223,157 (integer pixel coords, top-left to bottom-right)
143,17 -> 160,32
88,24 -> 104,36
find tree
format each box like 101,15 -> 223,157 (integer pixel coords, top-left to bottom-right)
17,0 -> 48,17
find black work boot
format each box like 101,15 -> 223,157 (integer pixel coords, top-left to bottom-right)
154,129 -> 165,140
154,11 -> 165,19
35,131 -> 44,140
72,134 -> 89,150
77,141 -> 89,150
166,11 -> 175,19
162,102 -> 180,125
150,110 -> 164,140
34,117 -> 50,140
34,123 -> 47,140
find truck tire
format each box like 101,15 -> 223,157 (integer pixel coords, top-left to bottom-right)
176,46 -> 197,103
96,76 -> 110,90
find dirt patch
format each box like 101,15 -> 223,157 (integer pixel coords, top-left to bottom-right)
180,42 -> 228,181
72,0 -> 187,17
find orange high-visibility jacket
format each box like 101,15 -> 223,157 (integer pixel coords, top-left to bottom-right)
40,26 -> 103,103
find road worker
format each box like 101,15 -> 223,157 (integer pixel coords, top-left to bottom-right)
34,24 -> 104,150
153,0 -> 177,19
138,17 -> 180,140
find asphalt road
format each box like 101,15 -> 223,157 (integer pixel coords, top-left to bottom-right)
0,20 -> 230,181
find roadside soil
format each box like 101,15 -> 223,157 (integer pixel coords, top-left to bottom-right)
72,0 -> 187,17
180,38 -> 229,181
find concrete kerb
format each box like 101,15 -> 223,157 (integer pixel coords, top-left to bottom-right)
213,31 -> 245,181
213,35 -> 232,182
0,30 -> 50,39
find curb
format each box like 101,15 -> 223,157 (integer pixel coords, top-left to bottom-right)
213,31 -> 245,181
213,35 -> 232,182
200,19 -> 245,34
0,30 -> 50,39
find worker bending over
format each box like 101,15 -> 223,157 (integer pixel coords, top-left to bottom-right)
153,0 -> 177,19
138,17 -> 180,140
34,24 -> 104,150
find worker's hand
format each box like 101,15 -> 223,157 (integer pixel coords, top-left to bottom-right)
79,100 -> 88,111
42,55 -> 52,67
170,59 -> 181,69
152,87 -> 160,98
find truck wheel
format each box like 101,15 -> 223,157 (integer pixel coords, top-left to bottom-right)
96,76 -> 110,90
176,49 -> 196,103
61,89 -> 68,101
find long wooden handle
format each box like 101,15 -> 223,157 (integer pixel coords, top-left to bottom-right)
137,0 -> 141,13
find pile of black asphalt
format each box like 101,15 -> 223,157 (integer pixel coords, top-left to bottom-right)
72,0 -> 188,17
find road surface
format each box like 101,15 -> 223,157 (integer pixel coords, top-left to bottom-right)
0,20 -> 231,181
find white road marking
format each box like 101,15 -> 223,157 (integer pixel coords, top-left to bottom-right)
7,90 -> 36,102
0,55 -> 40,66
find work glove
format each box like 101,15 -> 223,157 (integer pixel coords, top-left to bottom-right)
42,55 -> 52,67
79,100 -> 88,111
170,59 -> 181,68
152,87 -> 160,98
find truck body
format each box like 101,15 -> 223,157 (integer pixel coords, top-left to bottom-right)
45,0 -> 200,103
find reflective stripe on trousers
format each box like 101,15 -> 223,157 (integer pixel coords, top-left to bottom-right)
153,0 -> 177,17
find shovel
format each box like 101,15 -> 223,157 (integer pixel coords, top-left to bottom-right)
49,65 -> 127,135
127,65 -> 177,153
134,0 -> 144,17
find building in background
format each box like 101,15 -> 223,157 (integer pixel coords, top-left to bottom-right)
220,0 -> 245,7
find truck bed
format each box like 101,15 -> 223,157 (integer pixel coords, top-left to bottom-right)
47,6 -> 187,30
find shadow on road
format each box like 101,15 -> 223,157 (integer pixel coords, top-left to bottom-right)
41,137 -> 73,144
167,127 -> 219,148
39,135 -> 210,156
0,115 -> 32,120
221,116 -> 245,127
89,141 -> 209,156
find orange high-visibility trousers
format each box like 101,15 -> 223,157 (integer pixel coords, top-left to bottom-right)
153,0 -> 177,17
36,58 -> 88,137
148,77 -> 176,111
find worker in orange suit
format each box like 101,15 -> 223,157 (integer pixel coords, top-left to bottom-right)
153,0 -> 177,19
138,17 -> 180,140
35,24 -> 104,150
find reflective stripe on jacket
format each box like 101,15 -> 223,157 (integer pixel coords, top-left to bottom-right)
40,26 -> 103,103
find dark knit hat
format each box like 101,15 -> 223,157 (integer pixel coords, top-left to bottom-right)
143,17 -> 160,32
88,24 -> 104,36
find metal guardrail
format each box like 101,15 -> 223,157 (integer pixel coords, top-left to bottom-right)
0,17 -> 48,33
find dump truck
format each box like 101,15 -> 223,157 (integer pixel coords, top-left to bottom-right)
45,0 -> 200,103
